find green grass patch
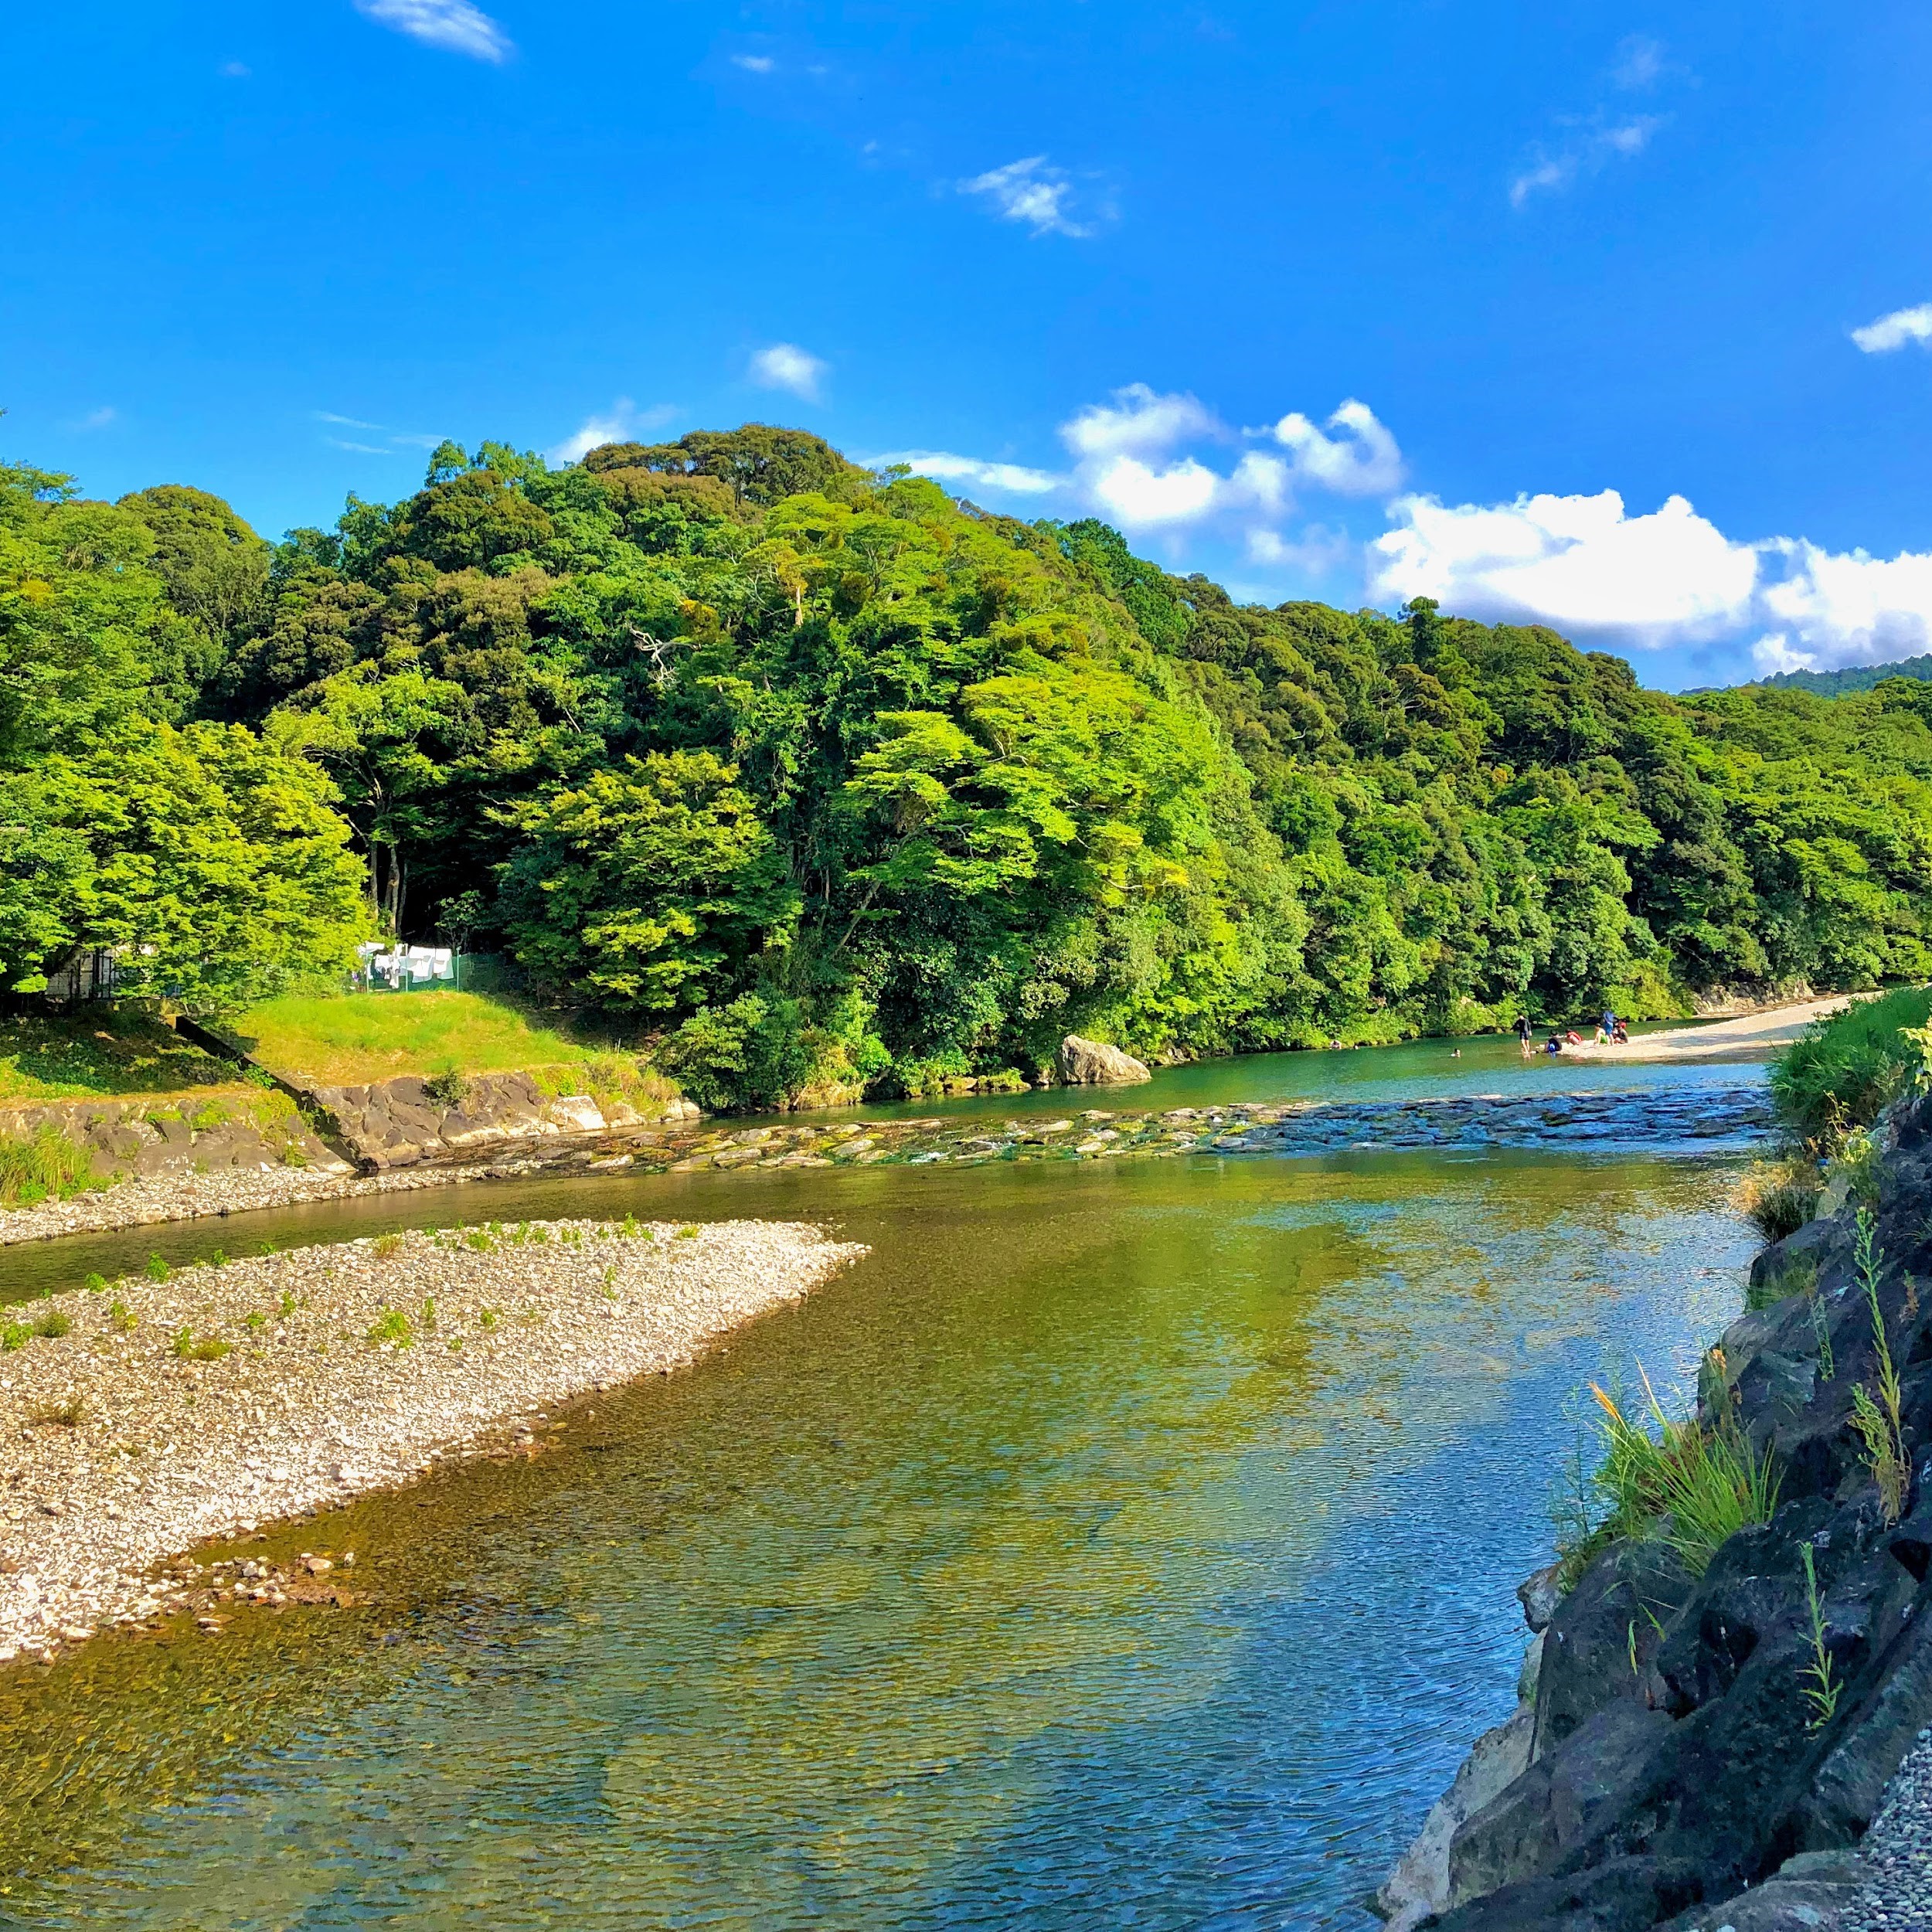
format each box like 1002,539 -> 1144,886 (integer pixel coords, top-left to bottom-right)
0,1125 -> 111,1208
1770,986 -> 1932,1145
230,990 -> 621,1087
0,1010 -> 242,1102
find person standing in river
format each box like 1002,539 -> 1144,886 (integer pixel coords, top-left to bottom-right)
1516,1013 -> 1536,1057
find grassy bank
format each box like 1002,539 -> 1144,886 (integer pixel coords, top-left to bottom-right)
0,1012 -> 240,1103
1767,985 -> 1932,1141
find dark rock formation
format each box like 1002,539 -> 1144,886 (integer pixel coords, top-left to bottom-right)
1390,1092 -> 1932,1931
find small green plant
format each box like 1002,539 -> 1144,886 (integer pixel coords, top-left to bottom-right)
109,1299 -> 136,1334
244,1310 -> 267,1332
1736,1161 -> 1821,1244
374,1233 -> 403,1258
423,1067 -> 471,1108
145,1253 -> 169,1283
209,1248 -> 229,1268
278,1289 -> 297,1318
420,1296 -> 438,1332
676,1224 -> 701,1240
1746,1250 -> 1818,1313
83,1272 -> 107,1293
366,1308 -> 414,1349
448,1336 -> 464,1352
30,1397 -> 84,1427
601,1264 -> 619,1300
1809,1274 -> 1835,1382
1799,1542 -> 1842,1730
1850,1208 -> 1908,1524
32,1308 -> 70,1339
464,1228 -> 495,1253
621,1213 -> 641,1238
479,1308 -> 499,1331
171,1327 -> 231,1361
0,1321 -> 29,1352
1563,1369 -> 1782,1580
0,1124 -> 111,1208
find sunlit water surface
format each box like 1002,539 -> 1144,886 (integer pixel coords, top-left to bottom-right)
0,1046 -> 1765,1930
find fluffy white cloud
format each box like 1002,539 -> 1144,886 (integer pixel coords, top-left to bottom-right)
868,451 -> 1061,495
352,0 -> 512,63
1755,540 -> 1932,669
1062,383 -> 1219,459
1371,489 -> 1759,645
1266,399 -> 1404,497
958,157 -> 1094,239
747,342 -> 827,401
1852,303 -> 1932,353
730,53 -> 775,73
1088,455 -> 1223,526
546,399 -> 678,466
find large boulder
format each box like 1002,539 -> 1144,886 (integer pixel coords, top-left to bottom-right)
1055,1035 -> 1151,1086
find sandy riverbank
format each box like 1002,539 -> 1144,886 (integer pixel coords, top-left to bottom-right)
0,1216 -> 864,1665
1553,992 -> 1855,1063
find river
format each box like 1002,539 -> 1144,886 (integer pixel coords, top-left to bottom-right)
0,1036 -> 1765,1929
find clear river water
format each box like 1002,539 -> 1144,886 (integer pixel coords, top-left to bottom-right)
0,1033 -> 1767,1929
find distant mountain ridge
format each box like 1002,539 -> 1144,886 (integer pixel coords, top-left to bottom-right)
1737,652 -> 1932,697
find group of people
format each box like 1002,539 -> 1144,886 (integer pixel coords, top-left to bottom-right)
1515,1009 -> 1629,1056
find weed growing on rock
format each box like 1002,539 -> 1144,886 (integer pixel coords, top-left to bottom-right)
464,1229 -> 495,1253
601,1265 -> 619,1299
1851,1208 -> 1908,1524
31,1398 -> 83,1427
1799,1543 -> 1842,1730
83,1273 -> 107,1293
1736,1162 -> 1822,1244
1810,1279 -> 1835,1382
0,1321 -> 29,1351
277,1290 -> 296,1318
1747,1252 -> 1818,1313
145,1253 -> 169,1283
621,1213 -> 641,1238
172,1328 -> 230,1361
0,1124 -> 110,1207
366,1308 -> 413,1349
244,1311 -> 267,1332
479,1308 -> 499,1331
420,1297 -> 437,1332
109,1299 -> 135,1333
32,1309 -> 70,1339
373,1233 -> 403,1259
1579,1371 -> 1781,1577
676,1225 -> 701,1240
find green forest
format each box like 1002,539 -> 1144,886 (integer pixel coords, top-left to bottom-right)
6,427 -> 1932,1107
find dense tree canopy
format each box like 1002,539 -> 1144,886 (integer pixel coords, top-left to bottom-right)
14,427 -> 1932,1087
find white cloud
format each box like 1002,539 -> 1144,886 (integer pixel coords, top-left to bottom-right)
1610,35 -> 1677,90
1371,489 -> 1759,646
1089,455 -> 1223,527
747,342 -> 828,402
546,399 -> 679,465
325,439 -> 394,456
315,410 -> 453,457
1755,539 -> 1932,668
352,0 -> 512,64
1852,303 -> 1932,353
869,451 -> 1062,495
219,60 -> 250,79
730,53 -> 775,73
959,156 -> 1096,239
71,406 -> 117,432
1266,399 -> 1404,497
1510,117 -> 1663,206
1062,383 -> 1221,461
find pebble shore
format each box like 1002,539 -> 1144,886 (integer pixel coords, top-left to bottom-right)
0,1216 -> 864,1665
0,1158 -> 509,1248
1843,1724 -> 1932,1930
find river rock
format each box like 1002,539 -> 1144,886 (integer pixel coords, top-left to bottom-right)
1516,1563 -> 1561,1634
1054,1036 -> 1152,1086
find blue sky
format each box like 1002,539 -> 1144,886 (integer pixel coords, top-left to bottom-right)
7,1 -> 1932,688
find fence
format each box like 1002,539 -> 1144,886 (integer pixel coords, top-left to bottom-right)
352,948 -> 512,995
40,949 -> 120,1005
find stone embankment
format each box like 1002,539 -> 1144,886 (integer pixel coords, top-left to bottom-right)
1381,1093 -> 1932,1930
0,1084 -> 1774,1248
0,1217 -> 863,1667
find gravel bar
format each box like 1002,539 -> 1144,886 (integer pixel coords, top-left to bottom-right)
0,1159 -> 512,1248
1842,1724 -> 1932,1930
0,1216 -> 865,1664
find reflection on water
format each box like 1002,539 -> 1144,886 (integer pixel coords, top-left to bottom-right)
0,1148 -> 1752,1928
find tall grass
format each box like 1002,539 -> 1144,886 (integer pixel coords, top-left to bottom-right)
1560,1367 -> 1782,1584
0,1126 -> 111,1207
1770,986 -> 1932,1145
1850,1208 -> 1908,1523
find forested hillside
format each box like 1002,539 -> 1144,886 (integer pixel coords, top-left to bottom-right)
7,429 -> 1932,1106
